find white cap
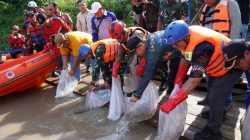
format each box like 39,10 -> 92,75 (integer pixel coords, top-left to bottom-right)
91,2 -> 102,13
28,1 -> 37,8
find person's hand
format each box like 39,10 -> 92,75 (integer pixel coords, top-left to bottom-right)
69,68 -> 75,76
17,34 -> 21,38
91,85 -> 100,92
112,61 -> 121,78
174,64 -> 189,88
136,57 -> 146,76
62,65 -> 67,70
130,95 -> 139,102
103,81 -> 110,89
160,88 -> 188,114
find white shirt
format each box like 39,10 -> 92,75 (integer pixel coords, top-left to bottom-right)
76,10 -> 93,34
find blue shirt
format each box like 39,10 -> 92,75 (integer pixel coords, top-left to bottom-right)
91,10 -> 116,42
134,30 -> 177,98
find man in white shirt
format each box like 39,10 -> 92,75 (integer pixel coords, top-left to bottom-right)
76,0 -> 93,34
76,0 -> 94,73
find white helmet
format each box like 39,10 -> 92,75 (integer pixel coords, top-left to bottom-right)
28,1 -> 37,8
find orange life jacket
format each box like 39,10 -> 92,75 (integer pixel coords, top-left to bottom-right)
184,26 -> 231,77
90,39 -> 120,63
200,0 -> 230,37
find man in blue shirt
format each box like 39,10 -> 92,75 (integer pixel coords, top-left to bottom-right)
127,31 -> 179,102
91,2 -> 116,42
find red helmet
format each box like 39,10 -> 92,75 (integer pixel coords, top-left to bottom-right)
12,25 -> 20,30
109,20 -> 126,39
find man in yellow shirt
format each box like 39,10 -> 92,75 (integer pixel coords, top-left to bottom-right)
54,31 -> 92,81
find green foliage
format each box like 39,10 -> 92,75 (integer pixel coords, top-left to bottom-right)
0,0 -> 134,51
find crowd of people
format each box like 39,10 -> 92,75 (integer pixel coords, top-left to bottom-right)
1,0 -> 250,139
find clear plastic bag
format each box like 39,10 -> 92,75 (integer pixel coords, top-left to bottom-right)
155,85 -> 187,140
85,89 -> 111,109
124,82 -> 159,123
242,106 -> 250,140
107,76 -> 124,121
55,70 -> 78,98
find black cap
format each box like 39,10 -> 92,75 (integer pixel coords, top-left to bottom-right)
126,35 -> 144,51
36,13 -> 46,24
223,40 -> 250,70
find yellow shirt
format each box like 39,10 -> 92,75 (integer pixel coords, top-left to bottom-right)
60,31 -> 93,56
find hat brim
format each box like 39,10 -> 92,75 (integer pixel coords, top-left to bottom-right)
91,9 -> 99,14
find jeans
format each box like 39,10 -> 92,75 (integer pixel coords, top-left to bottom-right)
241,24 -> 248,40
70,55 -> 81,81
245,71 -> 250,108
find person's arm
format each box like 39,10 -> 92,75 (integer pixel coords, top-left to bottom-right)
61,55 -> 69,69
132,0 -> 144,14
91,17 -> 98,42
76,14 -> 82,31
69,56 -> 81,76
133,51 -> 159,99
109,11 -> 117,21
19,34 -> 26,44
112,44 -> 125,77
161,42 -> 214,113
8,35 -> 14,46
59,18 -> 71,32
66,13 -> 74,30
228,0 -> 242,39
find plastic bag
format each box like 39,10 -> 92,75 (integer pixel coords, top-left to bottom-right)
55,70 -> 78,98
242,106 -> 250,140
155,85 -> 187,140
124,82 -> 159,123
107,76 -> 124,121
85,89 -> 111,109
123,74 -> 140,94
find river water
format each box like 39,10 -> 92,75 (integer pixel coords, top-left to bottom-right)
0,83 -> 157,140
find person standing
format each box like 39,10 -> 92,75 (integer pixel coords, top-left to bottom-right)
161,20 -> 242,140
76,0 -> 93,34
76,0 -> 94,73
237,0 -> 249,40
91,2 -> 116,42
198,0 -> 242,111
49,2 -> 74,31
131,0 -> 159,33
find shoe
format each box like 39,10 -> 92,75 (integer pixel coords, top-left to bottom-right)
197,98 -> 209,105
51,72 -> 59,77
194,126 -> 222,140
86,70 -> 90,73
201,110 -> 227,121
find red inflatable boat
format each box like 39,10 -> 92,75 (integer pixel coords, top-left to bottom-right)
0,50 -> 58,96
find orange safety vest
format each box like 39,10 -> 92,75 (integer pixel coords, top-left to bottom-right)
184,26 -> 231,77
90,39 -> 120,63
200,0 -> 230,37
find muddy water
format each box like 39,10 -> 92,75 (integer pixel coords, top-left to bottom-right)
0,83 -> 156,140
